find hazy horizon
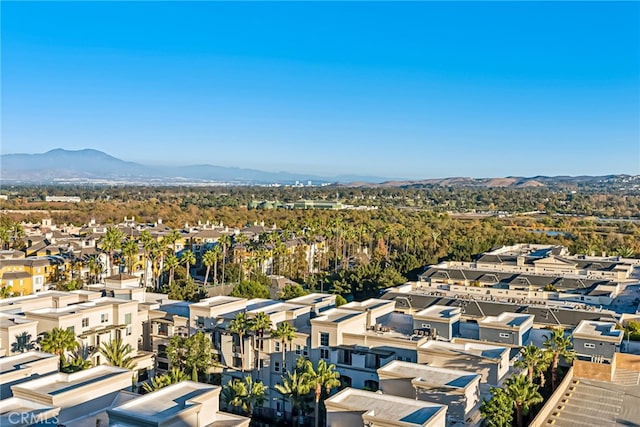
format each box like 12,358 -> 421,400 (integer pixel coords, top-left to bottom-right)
2,2 -> 639,179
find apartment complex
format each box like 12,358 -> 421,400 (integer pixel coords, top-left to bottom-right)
0,289 -> 154,386
416,243 -> 638,307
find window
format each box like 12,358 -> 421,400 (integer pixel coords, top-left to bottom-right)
584,343 -> 596,349
158,361 -> 169,370
499,332 -> 510,339
320,332 -> 329,347
364,380 -> 379,392
233,357 -> 242,369
275,341 -> 280,352
320,348 -> 330,360
197,316 -> 205,327
303,345 -> 308,356
295,344 -> 302,355
67,326 -> 75,335
101,313 -> 109,323
124,313 -> 132,325
138,368 -> 149,382
82,318 -> 89,328
274,361 -> 281,372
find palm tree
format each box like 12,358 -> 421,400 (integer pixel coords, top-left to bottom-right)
163,254 -> 180,288
121,238 -> 139,274
61,351 -> 93,373
250,312 -> 272,372
229,312 -> 249,372
615,246 -> 635,258
180,250 -> 196,279
272,322 -> 296,372
202,247 -> 219,287
0,225 -> 10,250
99,338 -> 135,369
506,374 -> 544,427
86,255 -> 102,284
10,222 -> 25,250
101,227 -> 124,275
543,328 -> 576,390
12,332 -> 35,353
223,376 -> 267,416
147,241 -> 162,290
0,286 -> 13,299
298,358 -> 341,427
163,229 -> 182,254
40,327 -> 79,369
219,234 -> 231,284
515,344 -> 551,386
142,367 -> 187,393
255,247 -> 269,275
234,233 -> 249,283
139,230 -> 155,285
275,369 -> 312,426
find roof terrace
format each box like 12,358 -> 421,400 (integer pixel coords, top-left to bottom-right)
326,388 -> 446,427
573,320 -> 623,343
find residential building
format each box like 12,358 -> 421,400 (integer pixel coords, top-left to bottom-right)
325,387 -> 447,427
0,257 -> 51,295
417,340 -> 509,386
478,312 -> 534,346
10,365 -> 132,425
412,305 -> 461,340
377,360 -> 481,423
382,287 -> 620,329
0,312 -> 38,356
0,351 -> 58,399
107,381 -> 250,427
572,320 -> 623,363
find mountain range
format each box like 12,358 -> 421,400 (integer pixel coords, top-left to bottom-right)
0,149 -> 388,184
1,149 -> 636,188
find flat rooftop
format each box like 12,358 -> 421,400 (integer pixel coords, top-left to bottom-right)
414,305 -> 461,320
341,299 -> 395,311
0,313 -> 37,328
573,320 -> 623,343
0,351 -> 58,375
544,378 -> 640,427
248,302 -> 308,316
378,361 -> 480,390
0,397 -> 59,426
326,388 -> 446,426
312,308 -> 365,324
419,340 -> 508,360
11,365 -> 130,397
479,312 -> 534,328
288,293 -> 335,305
108,381 -> 217,423
191,296 -> 244,309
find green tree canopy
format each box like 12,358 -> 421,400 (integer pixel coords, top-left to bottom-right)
231,280 -> 270,299
278,284 -> 309,300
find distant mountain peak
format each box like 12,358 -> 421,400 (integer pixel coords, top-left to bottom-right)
0,148 -> 388,184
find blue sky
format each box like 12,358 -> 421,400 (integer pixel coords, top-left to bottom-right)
2,1 -> 638,179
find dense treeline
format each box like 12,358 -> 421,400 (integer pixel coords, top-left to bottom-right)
3,184 -> 640,218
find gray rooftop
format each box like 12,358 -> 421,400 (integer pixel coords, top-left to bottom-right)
312,308 -> 365,324
573,320 -> 624,343
479,312 -> 534,328
414,305 -> 461,320
108,381 -> 218,423
326,388 -> 446,426
378,360 -> 480,390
